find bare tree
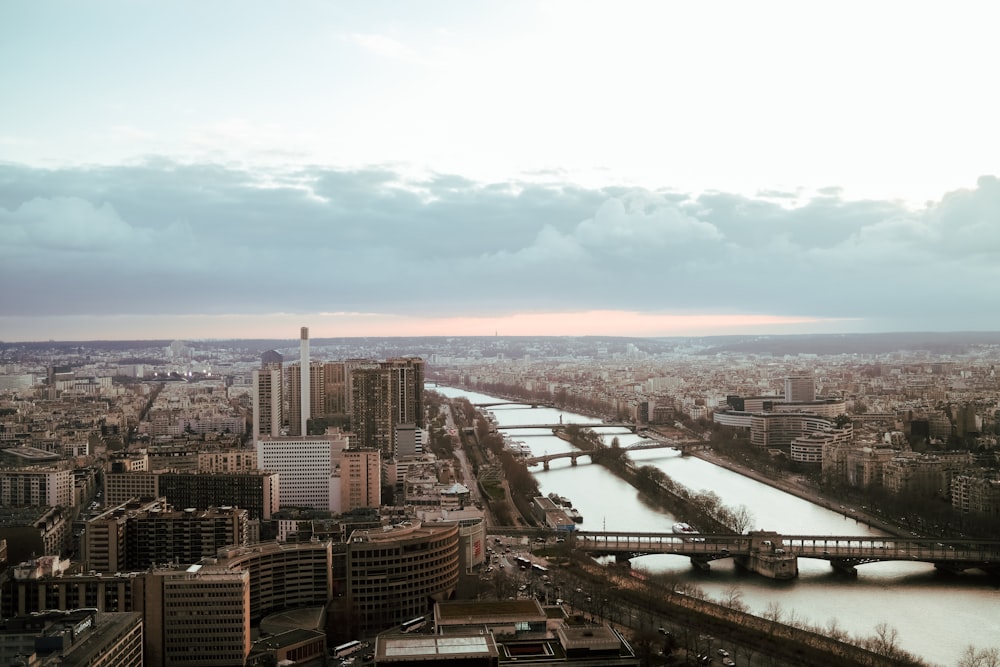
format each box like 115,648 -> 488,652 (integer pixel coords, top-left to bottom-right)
825,617 -> 849,643
719,584 -> 748,612
864,621 -> 901,659
763,600 -> 784,625
958,646 -> 1000,667
729,504 -> 756,533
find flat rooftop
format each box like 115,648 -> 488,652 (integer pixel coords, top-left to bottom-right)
378,634 -> 498,662
436,599 -> 544,624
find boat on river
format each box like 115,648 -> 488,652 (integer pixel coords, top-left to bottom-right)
547,492 -> 583,523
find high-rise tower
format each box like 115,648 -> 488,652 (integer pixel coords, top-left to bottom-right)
300,326 -> 310,436
252,350 -> 283,443
350,357 -> 424,456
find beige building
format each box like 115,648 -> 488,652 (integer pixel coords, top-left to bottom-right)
252,351 -> 283,443
0,465 -> 74,507
144,566 -> 251,667
341,448 -> 381,511
104,471 -> 158,506
197,449 -> 258,473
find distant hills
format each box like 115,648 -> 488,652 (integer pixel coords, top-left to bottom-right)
4,331 -> 1000,360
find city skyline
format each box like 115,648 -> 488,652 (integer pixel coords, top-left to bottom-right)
2,2 -> 999,342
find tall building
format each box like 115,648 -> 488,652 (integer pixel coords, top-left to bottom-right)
252,350 -> 283,443
300,326 -> 310,435
784,374 -> 816,403
256,431 -> 350,510
350,357 -> 424,456
341,448 -> 381,511
287,361 -> 326,436
322,361 -> 349,417
350,364 -> 393,453
386,357 -> 425,429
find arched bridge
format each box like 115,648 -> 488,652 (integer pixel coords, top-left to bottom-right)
474,401 -> 555,408
496,422 -> 632,431
571,530 -> 1000,579
523,439 -> 702,469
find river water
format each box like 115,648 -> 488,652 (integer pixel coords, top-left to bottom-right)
435,385 -> 1000,667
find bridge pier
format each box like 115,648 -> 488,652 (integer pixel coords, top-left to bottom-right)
828,560 -> 859,576
543,461 -> 549,471
689,556 -> 712,571
734,553 -> 798,579
570,456 -> 577,466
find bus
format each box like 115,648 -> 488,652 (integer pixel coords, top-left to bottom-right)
400,616 -> 426,633
530,563 -> 548,575
333,640 -> 362,658
515,556 -> 531,569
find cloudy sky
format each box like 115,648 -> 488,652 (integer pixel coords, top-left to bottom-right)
2,1 -> 999,341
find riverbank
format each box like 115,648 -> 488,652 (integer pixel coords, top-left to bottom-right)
687,448 -> 909,537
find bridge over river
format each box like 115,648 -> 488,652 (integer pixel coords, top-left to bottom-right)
523,439 -> 705,468
495,421 -> 633,431
487,527 -> 1000,580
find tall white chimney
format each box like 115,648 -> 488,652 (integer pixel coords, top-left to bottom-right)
300,326 -> 310,435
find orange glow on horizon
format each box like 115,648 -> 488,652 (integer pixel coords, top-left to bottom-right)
1,310 -> 852,342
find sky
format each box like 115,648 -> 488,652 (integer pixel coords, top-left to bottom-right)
2,1 -> 1000,342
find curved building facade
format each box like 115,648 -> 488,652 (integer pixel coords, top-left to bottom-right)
346,521 -> 459,632
211,540 -> 333,622
790,425 -> 853,465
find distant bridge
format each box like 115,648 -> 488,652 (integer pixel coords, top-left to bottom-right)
474,401 -> 554,409
521,439 -> 706,468
523,439 -> 689,469
496,422 -> 632,431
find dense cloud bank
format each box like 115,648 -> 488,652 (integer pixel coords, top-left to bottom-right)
1,160 -> 998,329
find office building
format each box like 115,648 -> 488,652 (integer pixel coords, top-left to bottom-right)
212,540 -> 333,623
344,521 -> 459,633
350,358 -> 424,456
158,470 -> 279,520
300,327 -> 310,436
394,423 -> 427,459
252,350 -> 283,443
287,362 -> 326,437
784,374 -> 816,403
0,465 -> 74,507
143,566 -> 251,667
341,448 -> 381,511
84,498 -> 248,572
104,471 -> 158,506
256,431 -> 349,510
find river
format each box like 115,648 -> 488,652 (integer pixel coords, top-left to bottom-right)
434,385 -> 1000,667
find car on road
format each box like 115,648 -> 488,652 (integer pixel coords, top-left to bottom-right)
717,649 -> 729,657
722,658 -> 736,666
